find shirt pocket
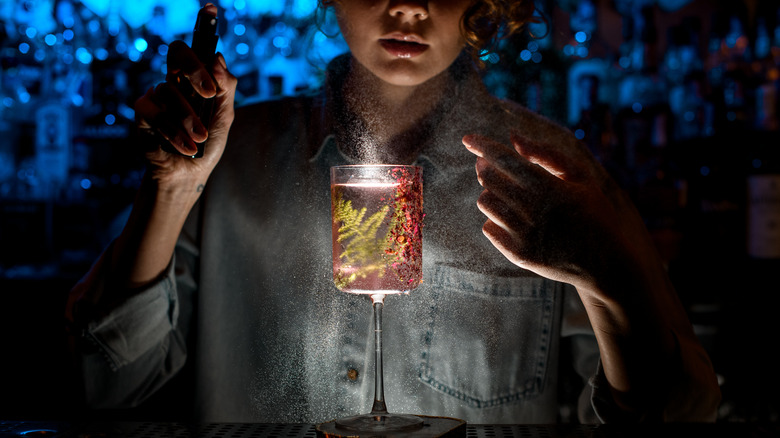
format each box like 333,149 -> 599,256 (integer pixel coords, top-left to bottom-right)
419,264 -> 559,409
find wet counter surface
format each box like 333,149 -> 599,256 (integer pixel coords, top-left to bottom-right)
2,421 -> 779,438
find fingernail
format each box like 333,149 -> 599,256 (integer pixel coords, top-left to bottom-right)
193,123 -> 208,138
183,143 -> 198,156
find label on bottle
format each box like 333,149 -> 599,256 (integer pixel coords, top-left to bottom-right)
747,174 -> 780,258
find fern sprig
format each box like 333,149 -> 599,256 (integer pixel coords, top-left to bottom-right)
332,193 -> 392,288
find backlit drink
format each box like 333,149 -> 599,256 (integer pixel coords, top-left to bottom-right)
331,165 -> 423,294
327,164 -> 426,433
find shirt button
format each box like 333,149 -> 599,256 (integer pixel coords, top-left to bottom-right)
347,368 -> 359,381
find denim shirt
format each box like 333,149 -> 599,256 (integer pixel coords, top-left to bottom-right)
69,55 -> 606,424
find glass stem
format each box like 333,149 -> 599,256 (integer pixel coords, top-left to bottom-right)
370,294 -> 387,416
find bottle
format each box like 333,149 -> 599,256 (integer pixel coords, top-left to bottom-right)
747,118 -> 780,260
615,5 -> 670,170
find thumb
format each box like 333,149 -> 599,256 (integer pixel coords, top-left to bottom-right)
510,131 -> 584,182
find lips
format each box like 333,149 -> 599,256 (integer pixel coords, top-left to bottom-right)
379,38 -> 429,58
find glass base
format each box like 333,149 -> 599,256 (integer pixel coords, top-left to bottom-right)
334,413 -> 424,433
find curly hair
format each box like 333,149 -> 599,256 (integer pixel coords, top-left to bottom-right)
318,0 -> 540,62
461,0 -> 540,61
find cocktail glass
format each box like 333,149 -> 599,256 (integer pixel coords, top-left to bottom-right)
329,164 -> 424,433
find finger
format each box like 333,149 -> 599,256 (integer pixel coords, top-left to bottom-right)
511,131 -> 589,182
202,2 -> 218,17
135,87 -> 185,151
476,188 -> 532,233
463,134 -> 549,190
212,53 -> 238,99
145,83 -> 202,156
158,82 -> 209,141
208,52 -> 237,135
166,40 -> 217,99
482,219 -> 532,269
475,156 -> 540,217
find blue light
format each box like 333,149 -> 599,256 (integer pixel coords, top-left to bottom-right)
95,48 -> 109,60
700,166 -> 710,176
291,0 -> 317,18
575,129 -> 585,140
19,91 -> 31,104
63,53 -> 74,64
520,50 -> 532,61
527,41 -> 539,52
576,46 -> 588,57
19,429 -> 59,436
44,34 -> 57,46
76,47 -> 93,64
619,56 -> 630,69
236,43 -> 250,55
128,51 -> 142,62
575,31 -> 587,43
19,43 -> 30,54
632,102 -> 643,113
234,24 -> 246,36
72,94 -> 84,106
234,0 -> 246,10
80,178 -> 92,189
34,49 -> 46,62
727,111 -> 736,121
134,38 -> 148,52
63,29 -> 74,41
105,114 -> 116,125
88,20 -> 100,33
2,97 -> 13,107
531,52 -> 542,63
25,27 -> 37,38
753,158 -> 763,169
273,36 -> 289,48
158,44 -> 168,56
115,42 -> 127,54
118,104 -> 135,121
563,45 -> 574,56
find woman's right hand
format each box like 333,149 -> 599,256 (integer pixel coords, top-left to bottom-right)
134,4 -> 237,189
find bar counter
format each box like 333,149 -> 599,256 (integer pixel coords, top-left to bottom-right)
2,421 -> 778,438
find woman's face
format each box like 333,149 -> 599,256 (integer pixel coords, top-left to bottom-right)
333,0 -> 473,87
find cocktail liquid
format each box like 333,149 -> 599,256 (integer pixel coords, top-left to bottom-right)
331,172 -> 422,294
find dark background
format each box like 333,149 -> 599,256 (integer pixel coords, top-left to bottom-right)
1,0 -> 778,423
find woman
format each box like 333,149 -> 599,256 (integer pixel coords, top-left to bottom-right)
66,0 -> 720,423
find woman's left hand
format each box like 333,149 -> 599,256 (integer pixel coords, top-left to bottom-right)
462,131 -> 646,297
463,132 -> 722,420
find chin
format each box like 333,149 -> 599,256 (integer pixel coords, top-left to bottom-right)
375,62 -> 446,88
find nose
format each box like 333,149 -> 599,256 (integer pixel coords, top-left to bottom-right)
388,0 -> 429,20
